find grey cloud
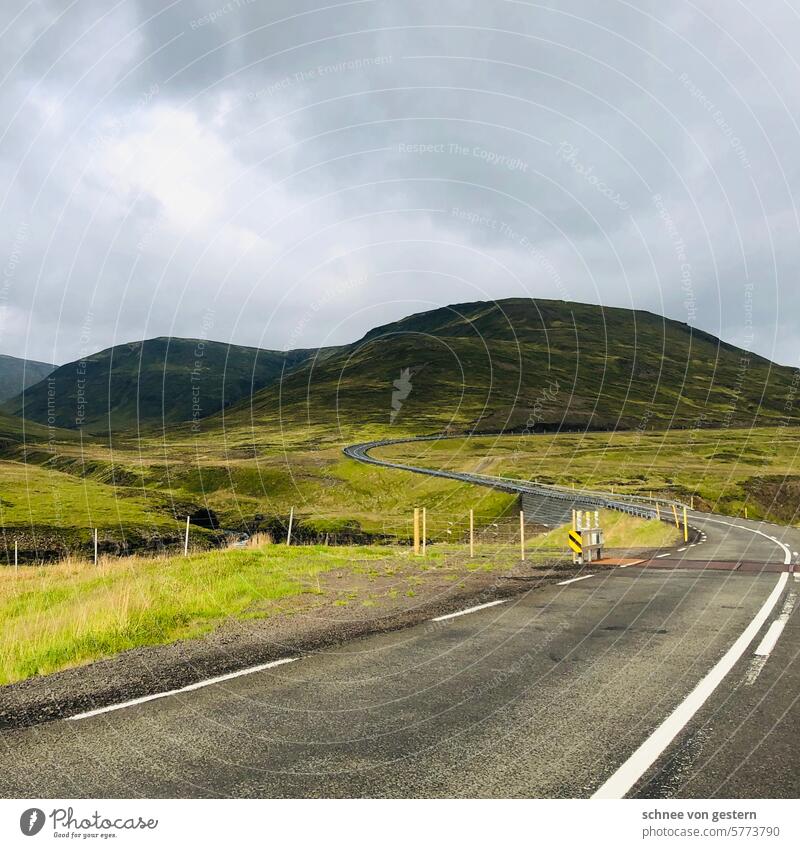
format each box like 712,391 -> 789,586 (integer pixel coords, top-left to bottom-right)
1,0 -> 799,367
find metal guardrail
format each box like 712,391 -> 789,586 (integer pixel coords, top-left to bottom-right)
342,438 -> 684,524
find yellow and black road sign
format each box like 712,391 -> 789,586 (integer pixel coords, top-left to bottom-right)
568,529 -> 582,554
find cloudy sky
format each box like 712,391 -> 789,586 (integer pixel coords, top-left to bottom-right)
1,0 -> 799,366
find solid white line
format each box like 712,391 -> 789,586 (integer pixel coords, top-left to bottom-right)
557,574 -> 594,586
592,571 -> 789,799
66,657 -> 298,720
431,599 -> 507,621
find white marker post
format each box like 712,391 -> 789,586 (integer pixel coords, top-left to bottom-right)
469,509 -> 474,558
286,507 -> 294,546
422,507 -> 427,556
93,528 -> 98,565
184,516 -> 190,556
520,510 -> 525,562
14,540 -> 18,571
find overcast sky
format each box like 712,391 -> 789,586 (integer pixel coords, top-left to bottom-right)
1,0 -> 799,366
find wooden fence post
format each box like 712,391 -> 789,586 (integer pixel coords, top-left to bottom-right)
469,509 -> 474,558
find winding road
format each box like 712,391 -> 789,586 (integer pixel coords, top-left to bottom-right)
0,437 -> 798,798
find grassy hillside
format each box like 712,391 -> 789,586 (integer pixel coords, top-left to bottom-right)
230,298 -> 798,433
3,337 -> 319,433
0,354 -> 55,402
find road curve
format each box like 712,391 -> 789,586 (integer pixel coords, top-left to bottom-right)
0,438 -> 797,799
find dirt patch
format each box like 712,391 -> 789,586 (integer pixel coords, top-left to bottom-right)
0,555 -> 585,730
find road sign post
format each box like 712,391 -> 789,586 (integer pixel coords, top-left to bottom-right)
569,511 -> 604,564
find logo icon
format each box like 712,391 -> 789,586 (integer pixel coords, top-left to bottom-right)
20,808 -> 45,836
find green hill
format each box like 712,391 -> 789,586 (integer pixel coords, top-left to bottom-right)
228,298 -> 798,433
0,354 -> 55,402
4,338 -> 317,434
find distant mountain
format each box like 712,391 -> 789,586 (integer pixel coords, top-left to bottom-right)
4,338 -> 318,433
0,354 -> 55,402
227,298 -> 799,433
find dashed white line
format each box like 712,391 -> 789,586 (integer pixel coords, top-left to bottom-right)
66,657 -> 298,720
431,599 -> 507,621
677,547 -> 687,552
656,553 -> 671,558
744,590 -> 797,686
557,574 -> 595,586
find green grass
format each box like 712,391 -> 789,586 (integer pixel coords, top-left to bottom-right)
0,507 -> 674,684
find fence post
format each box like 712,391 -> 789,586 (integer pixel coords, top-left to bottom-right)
469,509 -> 474,557
683,506 -> 688,542
94,528 -> 99,565
413,508 -> 420,555
519,510 -> 525,561
656,502 -> 661,520
671,504 -> 679,528
422,507 -> 427,556
184,516 -> 190,556
286,507 -> 294,546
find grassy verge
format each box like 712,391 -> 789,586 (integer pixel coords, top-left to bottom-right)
0,508 -> 675,686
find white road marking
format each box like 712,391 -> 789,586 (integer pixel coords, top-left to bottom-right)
754,590 -> 797,656
592,571 -> 790,798
557,574 -> 594,586
431,599 -> 507,621
656,553 -> 671,558
743,590 -> 797,686
677,547 -> 687,552
794,573 -> 800,583
66,657 -> 298,721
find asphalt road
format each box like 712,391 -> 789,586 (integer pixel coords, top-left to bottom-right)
0,440 -> 797,799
